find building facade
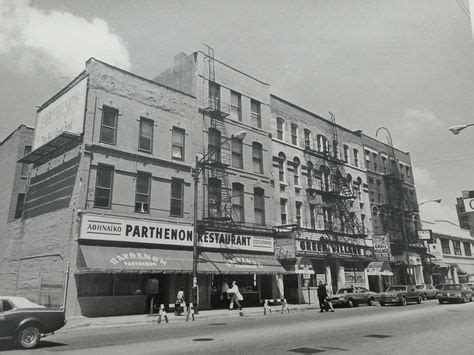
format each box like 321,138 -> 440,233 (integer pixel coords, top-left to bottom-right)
456,190 -> 474,232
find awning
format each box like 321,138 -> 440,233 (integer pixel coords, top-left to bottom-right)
199,251 -> 286,274
76,245 -> 199,274
366,261 -> 393,276
280,257 -> 315,274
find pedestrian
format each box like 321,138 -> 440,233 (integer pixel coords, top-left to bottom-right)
175,287 -> 185,315
221,279 -> 229,306
227,280 -> 243,310
317,281 -> 328,313
325,283 -> 335,312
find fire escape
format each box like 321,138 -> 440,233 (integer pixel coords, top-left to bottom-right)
198,45 -> 233,230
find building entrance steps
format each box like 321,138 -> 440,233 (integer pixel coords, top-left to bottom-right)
63,304 -> 318,331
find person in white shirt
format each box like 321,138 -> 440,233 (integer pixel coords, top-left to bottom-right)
175,287 -> 185,315
227,281 -> 243,310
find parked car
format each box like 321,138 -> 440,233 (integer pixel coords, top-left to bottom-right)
414,284 -> 438,300
330,287 -> 378,308
464,283 -> 474,291
0,296 -> 66,349
378,285 -> 423,306
437,284 -> 473,304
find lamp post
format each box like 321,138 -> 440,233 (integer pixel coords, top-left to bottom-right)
376,127 -> 412,284
191,130 -> 246,313
412,199 -> 442,238
449,124 -> 474,135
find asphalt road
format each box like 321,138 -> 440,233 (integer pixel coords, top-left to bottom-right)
2,300 -> 474,354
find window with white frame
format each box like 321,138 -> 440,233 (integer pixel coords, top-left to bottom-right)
291,123 -> 298,145
171,127 -> 185,160
280,198 -> 287,225
138,117 -> 154,152
453,240 -> 462,255
277,117 -> 284,140
441,238 -> 451,254
135,173 -> 150,214
251,99 -> 261,128
230,91 -> 242,121
100,105 -> 118,145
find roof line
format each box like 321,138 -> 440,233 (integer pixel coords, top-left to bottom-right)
0,124 -> 34,146
86,57 -> 196,99
361,133 -> 410,156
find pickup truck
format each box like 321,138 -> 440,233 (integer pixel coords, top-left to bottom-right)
0,296 -> 66,349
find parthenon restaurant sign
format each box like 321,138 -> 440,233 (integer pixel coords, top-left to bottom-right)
79,214 -> 274,253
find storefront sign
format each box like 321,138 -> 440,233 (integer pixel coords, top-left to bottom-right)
80,214 -> 274,252
225,256 -> 263,269
109,252 -> 168,268
373,234 -> 391,261
34,77 -> 88,149
463,197 -> 474,212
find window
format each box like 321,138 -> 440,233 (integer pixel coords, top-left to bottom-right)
333,140 -> 338,159
317,135 -> 328,152
94,165 -> 113,208
291,123 -> 298,145
100,106 -> 118,145
208,128 -> 221,163
135,173 -> 150,213
171,127 -> 185,160
293,157 -> 300,186
307,161 -> 313,188
353,149 -> 359,167
230,91 -> 242,121
382,156 -> 387,173
252,142 -> 263,174
310,204 -> 316,229
138,117 -> 154,152
365,150 -> 371,170
441,238 -> 451,255
343,145 -> 349,163
254,188 -> 265,225
373,153 -> 378,172
2,300 -> 13,312
251,99 -> 261,128
208,178 -> 222,218
278,153 -> 286,182
277,117 -> 284,140
464,242 -> 472,256
14,193 -> 25,219
170,179 -> 184,217
231,138 -> 243,169
20,145 -> 32,178
296,201 -> 302,227
280,198 -> 287,225
304,129 -> 311,148
232,183 -> 244,223
406,166 -> 411,178
453,240 -> 462,255
209,82 -> 220,109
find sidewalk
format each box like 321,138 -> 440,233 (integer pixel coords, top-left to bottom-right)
63,303 -> 319,331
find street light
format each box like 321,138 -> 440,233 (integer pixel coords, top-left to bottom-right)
191,130 -> 247,313
449,124 -> 474,135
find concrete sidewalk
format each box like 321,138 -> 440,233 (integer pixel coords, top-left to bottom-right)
63,303 -> 319,331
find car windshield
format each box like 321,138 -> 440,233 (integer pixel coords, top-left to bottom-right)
337,288 -> 354,294
440,284 -> 462,291
415,285 -> 425,290
386,286 -> 406,292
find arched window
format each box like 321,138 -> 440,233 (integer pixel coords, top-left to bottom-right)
353,149 -> 359,167
317,135 -> 328,152
232,183 -> 244,223
276,117 -> 284,140
307,161 -> 313,187
278,152 -> 286,182
293,157 -> 300,186
343,144 -> 349,163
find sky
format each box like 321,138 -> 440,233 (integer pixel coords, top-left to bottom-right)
1,0 -> 473,225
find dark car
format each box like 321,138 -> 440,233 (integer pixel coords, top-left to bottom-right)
437,284 -> 473,304
379,285 -> 423,306
0,296 -> 66,349
415,284 -> 438,300
330,287 -> 378,307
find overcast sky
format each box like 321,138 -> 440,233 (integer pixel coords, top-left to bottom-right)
1,0 -> 473,224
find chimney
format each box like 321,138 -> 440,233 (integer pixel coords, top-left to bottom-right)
174,52 -> 187,64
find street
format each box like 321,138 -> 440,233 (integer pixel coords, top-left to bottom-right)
2,300 -> 473,354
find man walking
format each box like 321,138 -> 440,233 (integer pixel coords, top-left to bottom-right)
317,281 -> 328,312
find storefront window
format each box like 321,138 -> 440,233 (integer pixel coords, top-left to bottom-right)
114,274 -> 143,296
78,274 -> 113,297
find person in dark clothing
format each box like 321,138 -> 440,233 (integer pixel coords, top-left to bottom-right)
317,281 -> 328,312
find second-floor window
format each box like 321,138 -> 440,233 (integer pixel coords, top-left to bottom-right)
170,179 -> 184,217
291,123 -> 298,145
453,240 -> 462,255
252,142 -> 263,174
296,201 -> 302,227
100,105 -> 118,145
171,127 -> 185,160
277,117 -> 284,140
232,183 -> 244,223
254,188 -> 265,225
251,99 -> 261,128
354,149 -> 359,167
280,198 -> 287,225
208,178 -> 222,218
232,138 -> 243,169
441,238 -> 450,254
464,242 -> 472,256
138,117 -> 154,152
208,128 -> 221,163
135,173 -> 150,213
20,145 -> 32,178
343,145 -> 349,163
230,91 -> 242,121
94,165 -> 113,208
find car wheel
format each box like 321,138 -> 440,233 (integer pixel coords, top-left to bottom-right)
367,298 -> 374,306
347,299 -> 354,308
17,325 -> 41,349
423,293 -> 428,301
400,296 -> 407,306
417,296 -> 422,304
